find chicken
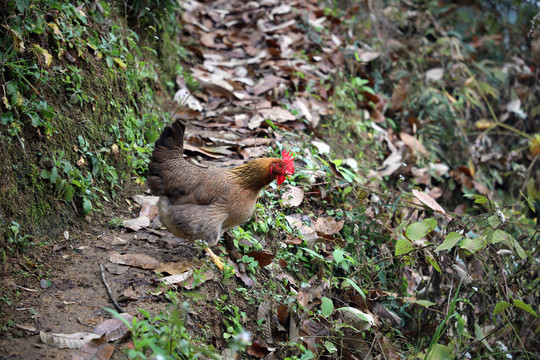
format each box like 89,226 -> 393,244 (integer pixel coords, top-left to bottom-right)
148,120 -> 294,270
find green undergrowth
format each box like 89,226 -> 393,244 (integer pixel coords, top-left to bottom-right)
115,1 -> 539,360
0,0 -> 184,252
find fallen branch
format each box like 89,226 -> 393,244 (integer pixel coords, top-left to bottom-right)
99,263 -> 123,313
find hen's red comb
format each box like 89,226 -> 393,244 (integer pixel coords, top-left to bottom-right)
281,150 -> 295,175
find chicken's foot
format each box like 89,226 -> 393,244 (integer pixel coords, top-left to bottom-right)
204,247 -> 224,270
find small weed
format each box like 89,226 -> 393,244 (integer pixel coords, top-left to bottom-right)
40,151 -> 97,214
61,65 -> 94,107
109,290 -> 220,359
215,297 -> 251,353
109,218 -> 124,228
3,221 -> 34,252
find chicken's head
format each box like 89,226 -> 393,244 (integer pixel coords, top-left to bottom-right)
271,150 -> 295,185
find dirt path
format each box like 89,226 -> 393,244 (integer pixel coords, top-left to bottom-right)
1,216 -> 169,359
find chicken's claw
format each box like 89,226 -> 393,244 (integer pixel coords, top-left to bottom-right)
204,247 -> 224,271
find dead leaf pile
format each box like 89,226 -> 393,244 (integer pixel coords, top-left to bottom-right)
169,0 -> 341,165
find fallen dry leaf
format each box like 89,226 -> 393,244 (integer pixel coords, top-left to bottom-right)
40,330 -> 102,349
183,143 -> 228,159
247,340 -> 272,358
173,88 -> 202,111
104,262 -> 129,275
155,260 -> 196,276
109,251 -> 160,270
313,217 -> 345,236
183,270 -> 216,290
14,323 -> 37,333
131,195 -> 159,206
372,303 -> 402,326
111,236 -> 129,245
281,186 -> 304,207
258,107 -> 296,123
429,187 -> 443,199
311,140 -> 330,154
425,67 -> 444,82
285,215 -> 318,242
285,236 -> 303,245
160,270 -> 193,286
120,286 -> 139,301
356,49 -> 380,62
229,259 -> 255,287
390,78 -> 409,111
123,216 -> 150,231
400,132 -> 428,157
245,250 -> 275,267
376,148 -> 405,177
72,335 -> 114,360
297,291 -> 309,308
139,201 -> 158,219
92,313 -> 133,342
339,307 -> 375,331
412,189 -> 449,219
251,74 -> 283,95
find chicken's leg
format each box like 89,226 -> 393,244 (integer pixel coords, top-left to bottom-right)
205,247 -> 224,270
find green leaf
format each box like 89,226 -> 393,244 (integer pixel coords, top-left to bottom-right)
321,297 -> 334,317
28,112 -> 40,127
324,341 -> 337,353
42,106 -> 56,119
422,217 -> 437,231
493,301 -> 510,315
333,248 -> 344,265
105,56 -> 114,68
144,130 -> 158,143
435,232 -> 463,251
513,241 -> 526,260
412,299 -> 436,308
459,237 -> 484,253
425,253 -> 441,273
520,190 -> 536,213
1,112 -> 14,125
40,169 -> 51,180
405,222 -> 429,241
299,351 -> 315,360
490,229 -> 510,244
338,307 -> 372,323
473,195 -> 488,204
341,278 -> 365,299
64,185 -> 75,202
300,247 -> 324,260
50,167 -> 58,184
474,323 -> 493,352
395,238 -> 414,256
487,214 -> 500,228
82,197 -> 92,215
426,343 -> 453,360
513,299 -> 537,316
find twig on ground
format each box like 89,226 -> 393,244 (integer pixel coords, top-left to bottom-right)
99,263 -> 123,313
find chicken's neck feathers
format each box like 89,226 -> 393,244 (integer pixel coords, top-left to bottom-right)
227,158 -> 278,191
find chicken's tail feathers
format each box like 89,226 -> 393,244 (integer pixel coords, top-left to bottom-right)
148,120 -> 186,195
156,120 -> 186,152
